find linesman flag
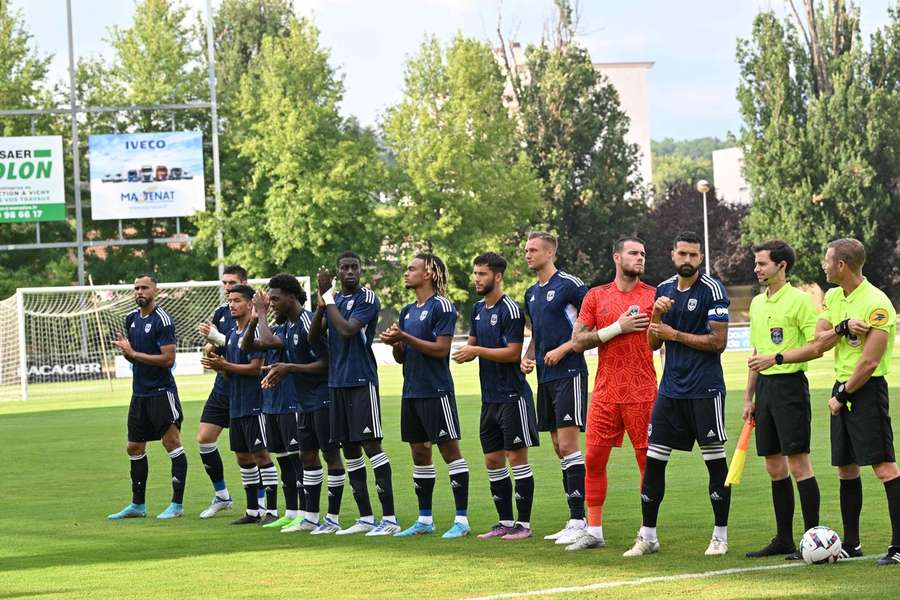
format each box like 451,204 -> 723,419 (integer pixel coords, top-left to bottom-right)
725,419 -> 755,487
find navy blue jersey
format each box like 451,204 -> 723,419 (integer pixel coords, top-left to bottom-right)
224,325 -> 264,418
326,287 -> 380,388
655,274 -> 730,398
125,307 -> 177,396
399,294 -> 457,398
291,310 -> 330,411
469,295 -> 531,403
525,270 -> 589,383
261,322 -> 299,414
211,303 -> 235,396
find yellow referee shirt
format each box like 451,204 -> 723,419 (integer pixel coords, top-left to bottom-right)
749,283 -> 818,375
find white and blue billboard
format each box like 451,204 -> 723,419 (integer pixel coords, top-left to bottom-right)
88,131 -> 206,220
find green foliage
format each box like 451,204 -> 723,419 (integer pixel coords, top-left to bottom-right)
651,136 -> 734,159
381,35 -> 542,304
737,4 -> 900,297
651,154 -> 713,197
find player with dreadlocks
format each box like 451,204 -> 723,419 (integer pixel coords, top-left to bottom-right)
381,253 -> 471,538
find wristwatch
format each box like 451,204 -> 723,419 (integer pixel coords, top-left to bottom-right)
774,353 -> 784,365
835,383 -> 850,404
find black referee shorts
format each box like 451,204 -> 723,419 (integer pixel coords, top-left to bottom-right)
830,376 -> 895,467
754,372 -> 811,456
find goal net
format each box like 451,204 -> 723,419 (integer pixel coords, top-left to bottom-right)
0,277 -> 310,401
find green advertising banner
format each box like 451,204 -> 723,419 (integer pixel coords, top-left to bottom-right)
0,136 -> 66,223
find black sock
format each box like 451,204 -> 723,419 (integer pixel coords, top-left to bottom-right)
512,464 -> 535,525
560,457 -> 569,497
771,477 -> 795,543
797,476 -> 820,532
564,452 -> 586,520
840,477 -> 863,547
371,452 -> 395,517
130,453 -> 148,505
327,468 -> 345,516
346,456 -> 373,518
259,462 -> 279,513
276,455 -> 299,512
488,467 -> 514,523
413,464 -> 436,517
447,458 -> 469,516
705,457 -> 731,527
302,467 -> 323,516
239,463 -> 260,512
640,457 -> 667,528
168,447 -> 187,504
199,443 -> 225,490
884,477 -> 900,547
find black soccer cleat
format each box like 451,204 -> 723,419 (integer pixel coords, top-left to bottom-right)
784,550 -> 802,561
231,513 -> 262,525
258,513 -> 279,526
838,544 -> 863,559
746,537 -> 796,558
876,546 -> 900,566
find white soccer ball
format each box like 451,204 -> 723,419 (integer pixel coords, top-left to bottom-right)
800,526 -> 842,564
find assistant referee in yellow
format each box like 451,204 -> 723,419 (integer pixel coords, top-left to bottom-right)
744,240 -> 821,560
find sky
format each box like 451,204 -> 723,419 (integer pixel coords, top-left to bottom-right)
11,0 -> 897,140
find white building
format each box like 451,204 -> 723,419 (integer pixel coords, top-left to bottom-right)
712,146 -> 752,204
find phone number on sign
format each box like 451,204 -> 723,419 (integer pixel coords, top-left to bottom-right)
1,208 -> 44,220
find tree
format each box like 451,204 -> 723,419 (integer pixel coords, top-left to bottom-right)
737,3 -> 900,298
223,17 -> 386,279
651,154 -> 713,197
497,2 -> 648,287
0,2 -> 73,297
642,182 -> 754,287
381,35 -> 542,304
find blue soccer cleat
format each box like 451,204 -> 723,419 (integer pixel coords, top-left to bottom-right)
107,503 -> 147,520
156,502 -> 184,520
394,521 -> 435,537
442,521 -> 471,539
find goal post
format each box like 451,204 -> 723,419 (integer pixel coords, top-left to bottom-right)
0,276 -> 310,401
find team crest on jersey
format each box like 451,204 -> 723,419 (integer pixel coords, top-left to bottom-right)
144,323 -> 152,333
687,298 -> 698,312
346,300 -> 355,311
869,308 -> 889,326
546,290 -> 556,302
293,333 -> 299,345
419,310 -> 428,321
490,313 -> 498,326
770,327 -> 784,345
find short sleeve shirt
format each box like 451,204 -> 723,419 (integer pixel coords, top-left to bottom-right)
749,283 -> 818,375
524,270 -> 589,383
822,278 -> 896,381
326,287 -> 380,388
261,321 -> 299,414
125,306 -> 177,396
469,295 -> 531,403
292,310 -> 330,412
224,326 -> 264,418
211,303 -> 235,396
655,274 -> 730,399
577,281 -> 657,403
399,295 -> 457,398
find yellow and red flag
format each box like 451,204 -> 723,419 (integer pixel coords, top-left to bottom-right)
725,420 -> 755,487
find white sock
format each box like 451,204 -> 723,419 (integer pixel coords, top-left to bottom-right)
454,515 -> 469,526
500,519 -> 515,528
418,515 -> 434,525
567,518 -> 586,529
285,510 -> 299,520
587,525 -> 604,540
326,513 -> 340,523
307,512 -> 320,523
713,526 -> 728,542
246,508 -> 260,517
215,489 -> 230,500
639,526 -> 657,542
383,514 -> 396,524
517,521 -> 531,529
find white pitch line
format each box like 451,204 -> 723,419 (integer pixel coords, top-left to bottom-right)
466,556 -> 869,600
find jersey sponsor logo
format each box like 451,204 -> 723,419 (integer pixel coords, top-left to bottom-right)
687,298 -> 698,312
546,290 -> 556,302
869,308 -> 889,326
770,327 -> 784,345
346,299 -> 355,311
419,310 -> 428,321
144,323 -> 152,333
490,313 -> 498,326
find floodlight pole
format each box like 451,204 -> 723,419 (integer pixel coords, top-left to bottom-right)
697,180 -> 712,276
66,0 -> 85,285
205,0 -> 225,278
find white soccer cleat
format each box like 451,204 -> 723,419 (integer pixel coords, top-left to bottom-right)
199,496 -> 233,519
705,538 -> 729,556
623,535 -> 660,557
544,523 -> 570,541
365,519 -> 402,536
564,529 -> 605,551
555,523 -> 588,545
335,518 -> 376,535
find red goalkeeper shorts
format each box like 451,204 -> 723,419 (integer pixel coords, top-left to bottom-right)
586,400 -> 653,448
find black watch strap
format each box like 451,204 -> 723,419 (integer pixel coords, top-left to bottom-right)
775,353 -> 784,365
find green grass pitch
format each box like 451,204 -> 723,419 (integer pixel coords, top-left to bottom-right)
2,348 -> 898,599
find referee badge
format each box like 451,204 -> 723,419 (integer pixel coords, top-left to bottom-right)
687,298 -> 698,312
770,327 -> 783,345
490,313 -> 498,326
868,308 -> 888,326
546,290 -> 556,302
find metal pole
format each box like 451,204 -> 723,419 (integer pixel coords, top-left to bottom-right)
702,190 -> 711,276
204,0 -> 225,278
16,289 -> 28,400
66,0 -> 85,285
